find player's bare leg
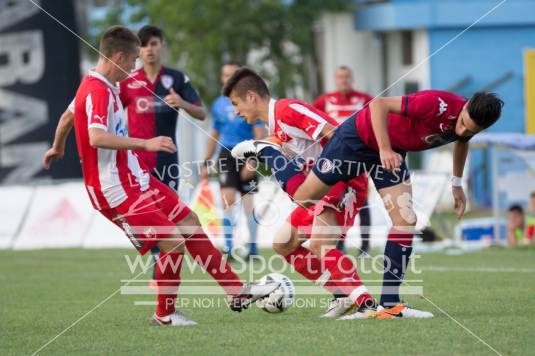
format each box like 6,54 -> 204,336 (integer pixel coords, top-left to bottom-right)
375,180 -> 433,319
291,172 -> 332,208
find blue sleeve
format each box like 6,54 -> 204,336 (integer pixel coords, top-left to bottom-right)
211,100 -> 223,132
175,72 -> 201,104
253,120 -> 264,127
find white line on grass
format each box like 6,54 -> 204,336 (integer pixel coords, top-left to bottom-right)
422,266 -> 535,273
420,296 -> 504,356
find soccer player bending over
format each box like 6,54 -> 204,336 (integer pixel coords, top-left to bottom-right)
223,68 -> 376,319
43,26 -> 278,326
233,69 -> 503,319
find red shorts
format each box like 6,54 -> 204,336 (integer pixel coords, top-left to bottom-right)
99,177 -> 191,255
287,174 -> 368,238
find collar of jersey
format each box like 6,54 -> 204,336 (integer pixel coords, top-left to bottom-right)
88,70 -> 119,94
268,98 -> 276,134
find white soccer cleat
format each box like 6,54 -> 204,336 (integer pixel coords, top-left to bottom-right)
320,297 -> 354,318
150,310 -> 198,326
228,280 -> 281,312
231,140 -> 281,160
337,300 -> 377,320
337,307 -> 377,320
376,304 -> 434,319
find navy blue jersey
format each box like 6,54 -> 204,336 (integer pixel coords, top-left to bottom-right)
120,66 -> 201,177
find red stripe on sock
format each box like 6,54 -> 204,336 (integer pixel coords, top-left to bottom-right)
387,227 -> 414,246
322,248 -> 372,307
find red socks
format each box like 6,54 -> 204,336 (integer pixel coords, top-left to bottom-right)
284,246 -> 323,281
185,233 -> 243,295
321,248 -> 373,307
155,252 -> 183,317
284,246 -> 372,306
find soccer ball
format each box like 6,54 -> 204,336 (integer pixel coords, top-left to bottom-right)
255,273 -> 295,313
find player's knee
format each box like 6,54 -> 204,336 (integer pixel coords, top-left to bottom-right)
177,211 -> 201,228
272,241 -> 289,256
273,223 -> 298,255
390,208 -> 417,228
273,239 -> 300,256
158,234 -> 185,253
309,237 -> 332,257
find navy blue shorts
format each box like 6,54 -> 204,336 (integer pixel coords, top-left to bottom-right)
312,114 -> 411,190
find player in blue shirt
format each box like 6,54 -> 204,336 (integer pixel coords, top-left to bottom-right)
201,62 -> 265,259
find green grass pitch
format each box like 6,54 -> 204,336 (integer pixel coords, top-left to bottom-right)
1,247 -> 534,355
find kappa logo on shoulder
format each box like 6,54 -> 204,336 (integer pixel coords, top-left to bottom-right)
127,80 -> 147,89
437,97 -> 448,116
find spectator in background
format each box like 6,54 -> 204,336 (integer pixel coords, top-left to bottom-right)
525,192 -> 535,241
312,66 -> 372,256
507,205 -> 526,246
312,66 -> 373,123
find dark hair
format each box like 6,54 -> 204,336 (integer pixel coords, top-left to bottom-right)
467,92 -> 504,129
222,67 -> 270,98
137,25 -> 163,47
337,65 -> 352,74
531,191 -> 535,198
508,205 -> 524,214
222,60 -> 241,68
99,26 -> 140,57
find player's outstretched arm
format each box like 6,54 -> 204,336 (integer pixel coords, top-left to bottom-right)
452,140 -> 469,218
88,128 -> 177,153
43,109 -> 75,169
369,96 -> 403,171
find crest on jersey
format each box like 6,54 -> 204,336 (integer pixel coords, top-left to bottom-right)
161,74 -> 174,90
437,97 -> 448,116
276,129 -> 289,141
319,159 -> 333,174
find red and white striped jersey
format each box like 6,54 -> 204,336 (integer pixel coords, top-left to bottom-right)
268,98 -> 338,164
73,70 -> 150,210
313,90 -> 373,123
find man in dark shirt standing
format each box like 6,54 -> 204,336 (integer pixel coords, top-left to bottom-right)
120,25 -> 206,191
